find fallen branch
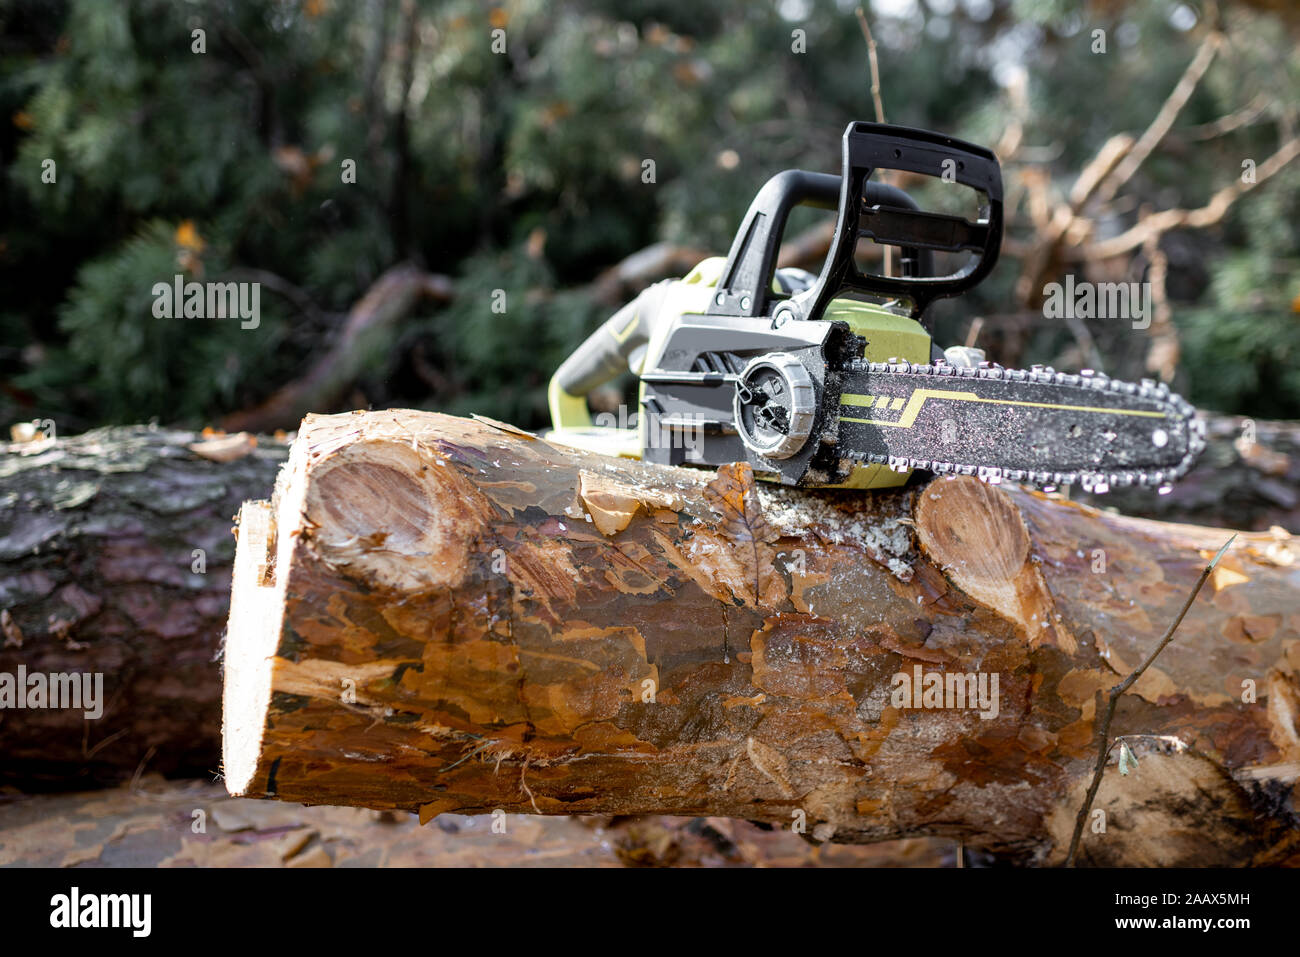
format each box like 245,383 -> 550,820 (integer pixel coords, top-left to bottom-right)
220,263 -> 454,434
1078,133 -> 1300,260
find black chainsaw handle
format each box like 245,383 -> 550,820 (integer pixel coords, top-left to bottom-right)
800,121 -> 1004,322
708,169 -> 931,320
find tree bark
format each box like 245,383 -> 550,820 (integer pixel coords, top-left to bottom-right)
223,410 -> 1300,865
0,427 -> 288,787
0,777 -> 951,868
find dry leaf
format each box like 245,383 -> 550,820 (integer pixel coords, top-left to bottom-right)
703,463 -> 776,546
1,609 -> 23,649
703,463 -> 780,606
174,219 -> 205,252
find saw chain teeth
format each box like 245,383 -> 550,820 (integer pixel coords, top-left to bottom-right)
838,358 -> 1206,494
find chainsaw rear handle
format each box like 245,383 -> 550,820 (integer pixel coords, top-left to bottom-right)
708,169 -> 932,321
799,121 -> 1004,321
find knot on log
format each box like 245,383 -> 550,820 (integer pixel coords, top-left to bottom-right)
916,476 -> 1074,652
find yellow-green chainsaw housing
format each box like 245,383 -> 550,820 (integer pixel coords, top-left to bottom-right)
547,256 -> 931,489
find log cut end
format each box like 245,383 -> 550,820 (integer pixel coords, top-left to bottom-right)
916,476 -> 1073,651
301,424 -> 475,591
223,440 -> 310,796
222,499 -> 281,795
222,411 -> 490,796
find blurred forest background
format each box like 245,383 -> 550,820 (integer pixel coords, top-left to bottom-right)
2,0 -> 1298,435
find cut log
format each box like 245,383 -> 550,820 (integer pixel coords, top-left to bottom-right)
3,413 -> 1292,794
0,427 -> 288,786
222,410 -> 1300,865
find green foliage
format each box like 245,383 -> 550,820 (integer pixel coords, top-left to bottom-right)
1,0 -> 1298,430
1176,180 -> 1300,417
424,249 -> 602,424
18,221 -> 288,423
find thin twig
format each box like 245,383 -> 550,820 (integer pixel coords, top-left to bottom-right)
854,6 -> 893,276
1061,309 -> 1106,375
1064,534 -> 1236,866
84,726 -> 128,761
1095,32 -> 1224,206
854,7 -> 886,125
226,268 -> 337,329
438,740 -> 493,775
519,758 -> 542,814
1142,231 -> 1177,380
1180,93 -> 1270,142
129,745 -> 158,794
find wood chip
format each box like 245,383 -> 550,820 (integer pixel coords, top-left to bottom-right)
470,414 -> 538,440
188,432 -> 257,462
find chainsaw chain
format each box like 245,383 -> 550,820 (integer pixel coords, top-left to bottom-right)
836,357 -> 1207,494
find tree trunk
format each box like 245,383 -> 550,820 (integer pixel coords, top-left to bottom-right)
223,410 -> 1300,865
0,427 -> 288,787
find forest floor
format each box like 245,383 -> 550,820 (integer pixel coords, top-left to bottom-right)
0,777 -> 953,867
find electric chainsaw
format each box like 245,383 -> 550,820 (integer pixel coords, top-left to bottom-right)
546,121 -> 1204,493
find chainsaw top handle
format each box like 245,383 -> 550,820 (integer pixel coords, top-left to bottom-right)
708,121 -> 1003,324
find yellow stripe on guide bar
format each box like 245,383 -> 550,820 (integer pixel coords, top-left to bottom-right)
841,388 -> 1166,428
842,395 -> 906,410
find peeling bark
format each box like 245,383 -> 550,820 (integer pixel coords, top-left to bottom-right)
222,410 -> 1300,865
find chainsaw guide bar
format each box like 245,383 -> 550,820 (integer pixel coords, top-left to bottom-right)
832,358 -> 1205,493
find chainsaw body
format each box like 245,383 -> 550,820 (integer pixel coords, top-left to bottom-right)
548,122 -> 1203,492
